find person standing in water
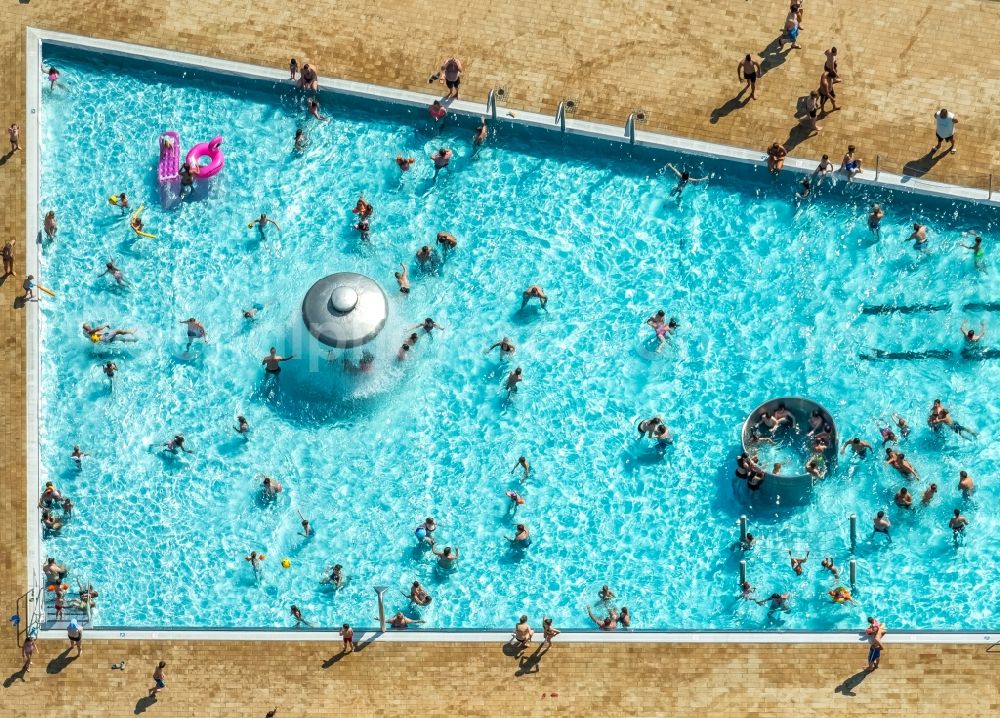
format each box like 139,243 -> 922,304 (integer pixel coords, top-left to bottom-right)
959,232 -> 985,269
511,456 -> 530,480
431,147 -> 453,176
487,336 -> 516,356
505,367 -> 523,394
868,204 -> 885,236
249,213 -> 281,237
180,317 -> 207,351
262,347 -> 295,379
521,285 -> 548,310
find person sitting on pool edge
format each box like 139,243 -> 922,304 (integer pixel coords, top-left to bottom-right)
766,142 -> 787,174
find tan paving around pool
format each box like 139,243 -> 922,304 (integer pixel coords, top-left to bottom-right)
2,0 -> 1000,715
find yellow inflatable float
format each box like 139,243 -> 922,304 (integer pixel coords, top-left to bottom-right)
129,206 -> 157,239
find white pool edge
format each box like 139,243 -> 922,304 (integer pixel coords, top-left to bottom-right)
25,27 -> 43,634
23,27 -> 1000,645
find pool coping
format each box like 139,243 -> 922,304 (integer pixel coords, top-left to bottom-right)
23,26 -> 1000,644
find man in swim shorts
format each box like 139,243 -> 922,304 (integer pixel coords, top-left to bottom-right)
778,5 -> 801,50
866,625 -> 884,670
180,317 -> 206,351
840,145 -> 863,179
148,661 -> 167,697
262,347 -> 295,375
438,56 -> 463,98
932,108 -> 958,154
737,54 -> 761,99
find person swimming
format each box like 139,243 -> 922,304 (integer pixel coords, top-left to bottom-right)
394,262 -> 410,293
959,232 -> 985,269
82,322 -> 135,344
163,434 -> 192,454
665,163 -> 707,196
100,261 -> 128,287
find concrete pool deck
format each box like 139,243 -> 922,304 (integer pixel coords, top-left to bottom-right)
2,0 -> 1000,714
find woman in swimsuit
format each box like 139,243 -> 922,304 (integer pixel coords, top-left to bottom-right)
297,63 -> 319,91
101,261 -> 128,287
959,232 -> 985,268
766,142 -> 787,174
488,336 -> 516,355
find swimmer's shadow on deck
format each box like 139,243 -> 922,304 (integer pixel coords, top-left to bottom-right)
45,647 -> 78,675
758,37 -> 793,77
834,668 -> 873,697
133,694 -> 157,714
901,150 -> 947,179
710,94 -> 750,125
321,636 -> 377,669
781,122 -> 817,155
2,666 -> 27,687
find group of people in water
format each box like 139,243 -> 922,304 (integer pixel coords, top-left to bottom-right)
734,395 -> 982,611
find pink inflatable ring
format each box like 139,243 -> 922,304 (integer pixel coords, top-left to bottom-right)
186,136 -> 224,179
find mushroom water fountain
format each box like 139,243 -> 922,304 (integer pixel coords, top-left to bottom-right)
276,272 -> 398,402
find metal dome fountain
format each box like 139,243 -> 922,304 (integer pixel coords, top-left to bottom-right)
301,272 -> 389,349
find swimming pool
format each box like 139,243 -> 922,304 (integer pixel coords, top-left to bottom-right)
32,42 -> 1000,632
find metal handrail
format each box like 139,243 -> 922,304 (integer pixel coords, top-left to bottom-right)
555,100 -> 566,132
486,89 -> 497,121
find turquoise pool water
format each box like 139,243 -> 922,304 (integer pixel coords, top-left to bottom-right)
35,46 -> 999,631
